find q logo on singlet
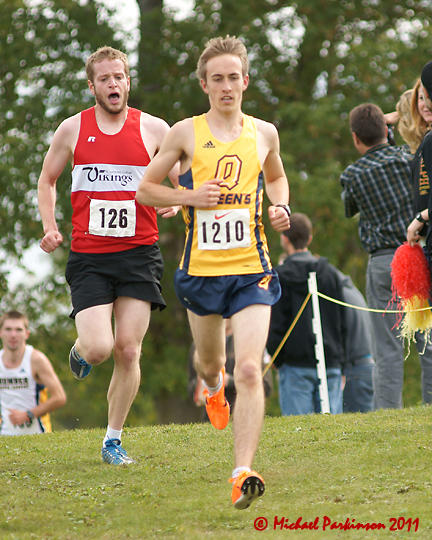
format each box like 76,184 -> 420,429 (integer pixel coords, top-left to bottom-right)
216,155 -> 242,190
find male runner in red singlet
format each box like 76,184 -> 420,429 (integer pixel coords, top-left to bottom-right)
38,46 -> 178,465
136,36 -> 290,508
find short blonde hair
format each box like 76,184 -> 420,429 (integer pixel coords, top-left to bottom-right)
0,310 -> 29,330
196,35 -> 249,82
85,46 -> 129,83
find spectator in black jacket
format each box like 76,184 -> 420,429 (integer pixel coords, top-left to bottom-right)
267,213 -> 346,415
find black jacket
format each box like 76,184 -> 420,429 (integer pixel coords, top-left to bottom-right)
267,251 -> 346,369
413,130 -> 432,257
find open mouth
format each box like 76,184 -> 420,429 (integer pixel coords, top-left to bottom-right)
108,92 -> 120,102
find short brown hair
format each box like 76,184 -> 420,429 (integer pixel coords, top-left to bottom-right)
196,35 -> 249,81
85,46 -> 129,83
349,103 -> 386,146
0,310 -> 29,330
282,213 -> 312,250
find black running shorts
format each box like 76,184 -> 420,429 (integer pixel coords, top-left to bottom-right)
65,244 -> 166,318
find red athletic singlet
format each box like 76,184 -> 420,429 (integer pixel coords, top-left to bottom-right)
71,107 -> 157,253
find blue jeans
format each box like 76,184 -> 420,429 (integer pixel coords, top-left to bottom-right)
343,362 -> 375,413
278,364 -> 343,416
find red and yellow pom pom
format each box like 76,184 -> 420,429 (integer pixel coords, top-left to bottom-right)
391,243 -> 432,339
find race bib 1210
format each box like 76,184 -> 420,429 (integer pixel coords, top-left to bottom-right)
196,209 -> 251,250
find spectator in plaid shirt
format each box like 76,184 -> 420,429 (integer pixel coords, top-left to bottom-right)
340,103 -> 432,409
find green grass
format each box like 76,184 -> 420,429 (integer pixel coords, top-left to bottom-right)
1,408 -> 431,539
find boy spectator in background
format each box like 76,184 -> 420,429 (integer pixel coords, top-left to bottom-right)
267,213 -> 346,416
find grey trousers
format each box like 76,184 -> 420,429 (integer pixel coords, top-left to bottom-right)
366,250 -> 432,409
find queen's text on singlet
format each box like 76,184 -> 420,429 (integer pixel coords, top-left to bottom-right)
179,114 -> 272,276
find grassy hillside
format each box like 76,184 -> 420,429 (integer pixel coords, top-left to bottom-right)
1,407 -> 431,539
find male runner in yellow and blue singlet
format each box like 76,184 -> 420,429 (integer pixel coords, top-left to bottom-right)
136,35 -> 291,509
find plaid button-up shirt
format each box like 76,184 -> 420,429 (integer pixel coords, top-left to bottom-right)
340,143 -> 413,254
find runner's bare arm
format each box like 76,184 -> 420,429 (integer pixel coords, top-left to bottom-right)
260,122 -> 290,232
156,153 -> 181,218
9,350 -> 67,425
38,116 -> 79,252
136,119 -> 221,209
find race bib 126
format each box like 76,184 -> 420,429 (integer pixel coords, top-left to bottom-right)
88,199 -> 136,237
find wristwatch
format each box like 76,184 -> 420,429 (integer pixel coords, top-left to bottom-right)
26,410 -> 34,426
276,204 -> 291,217
415,212 -> 427,224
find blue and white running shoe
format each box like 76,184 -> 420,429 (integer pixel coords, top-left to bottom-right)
69,345 -> 92,380
101,438 -> 136,465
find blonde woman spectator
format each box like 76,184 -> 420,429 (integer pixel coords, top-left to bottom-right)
385,79 -> 432,153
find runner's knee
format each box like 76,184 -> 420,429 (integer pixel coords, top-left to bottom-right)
234,359 -> 261,387
195,353 -> 225,380
84,343 -> 113,365
113,343 -> 141,369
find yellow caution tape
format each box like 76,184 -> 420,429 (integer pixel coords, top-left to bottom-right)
263,290 -> 432,376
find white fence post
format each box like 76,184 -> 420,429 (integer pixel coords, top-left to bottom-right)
308,271 -> 330,414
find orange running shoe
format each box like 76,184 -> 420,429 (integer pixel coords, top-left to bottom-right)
204,367 -> 230,430
229,471 -> 265,510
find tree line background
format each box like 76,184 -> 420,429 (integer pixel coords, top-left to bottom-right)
1,0 -> 432,429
